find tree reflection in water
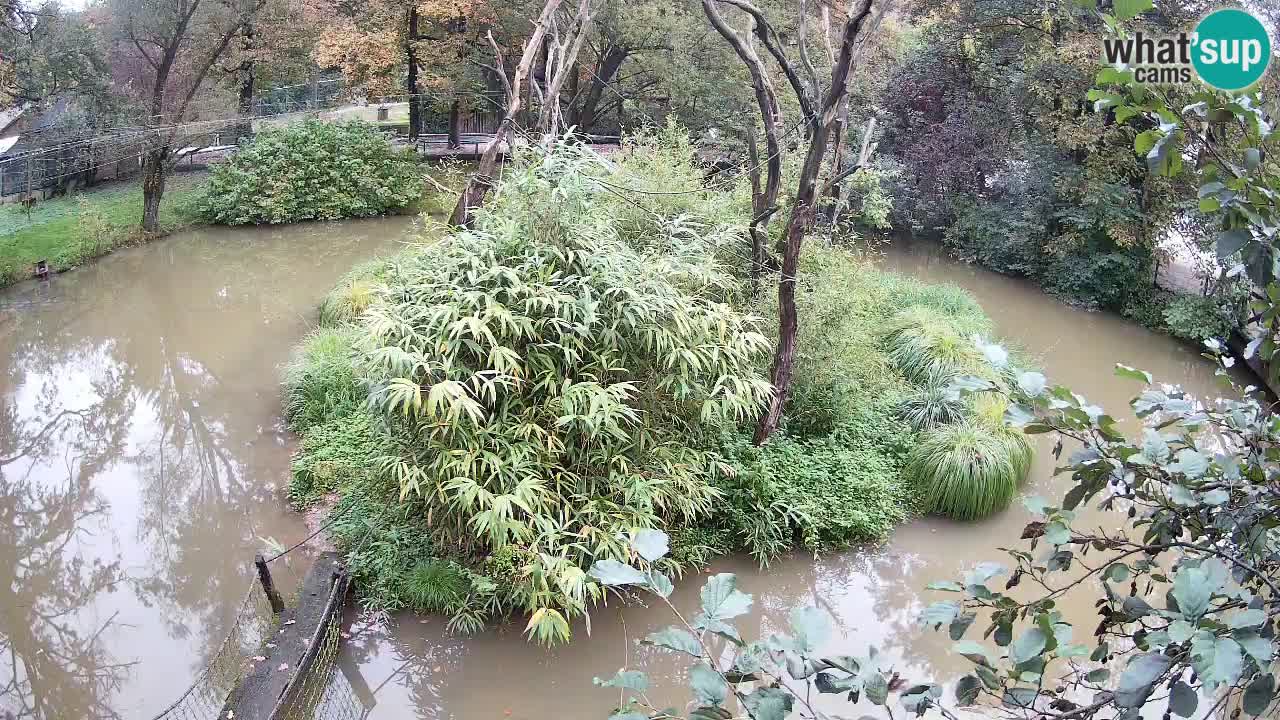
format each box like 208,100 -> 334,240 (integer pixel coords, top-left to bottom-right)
0,217 -> 411,717
0,461 -> 129,719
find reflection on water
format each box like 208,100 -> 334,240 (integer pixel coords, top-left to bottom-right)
0,216 -> 415,718
338,238 -> 1240,720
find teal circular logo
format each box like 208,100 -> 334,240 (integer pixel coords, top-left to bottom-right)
1192,9 -> 1272,91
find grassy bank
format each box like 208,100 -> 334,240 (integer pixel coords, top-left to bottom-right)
0,165 -> 463,290
280,136 -> 1036,642
0,171 -> 207,287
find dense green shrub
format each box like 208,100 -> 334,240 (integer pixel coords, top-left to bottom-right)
297,147 -> 770,643
288,411 -> 382,506
943,193 -> 1158,312
1120,285 -> 1175,331
1042,247 -> 1151,310
1162,293 -> 1231,342
942,196 -> 1051,277
716,415 -> 910,563
198,120 -> 424,225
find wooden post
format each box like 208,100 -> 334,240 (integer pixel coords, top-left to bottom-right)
255,553 -> 286,613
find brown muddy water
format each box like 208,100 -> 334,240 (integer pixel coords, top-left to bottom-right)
0,216 -> 417,719
0,229 -> 1237,720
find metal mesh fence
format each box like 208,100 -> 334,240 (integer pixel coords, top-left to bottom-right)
148,582 -> 277,720
277,592 -> 372,720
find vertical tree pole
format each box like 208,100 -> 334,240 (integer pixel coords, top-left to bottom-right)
448,98 -> 461,148
753,0 -> 877,445
406,7 -> 422,139
255,553 -> 285,613
236,19 -> 256,142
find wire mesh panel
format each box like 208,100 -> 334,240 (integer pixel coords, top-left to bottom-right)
148,582 -> 277,720
277,596 -> 372,720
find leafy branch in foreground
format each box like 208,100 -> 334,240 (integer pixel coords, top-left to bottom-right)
587,530 -> 947,720
920,342 -> 1279,719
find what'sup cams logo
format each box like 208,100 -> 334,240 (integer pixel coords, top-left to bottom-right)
1102,8 -> 1272,90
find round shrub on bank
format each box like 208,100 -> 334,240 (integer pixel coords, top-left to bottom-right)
907,418 -> 1032,521
198,120 -> 424,225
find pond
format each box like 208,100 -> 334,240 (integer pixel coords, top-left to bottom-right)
0,216 -> 416,719
0,225 -> 1233,719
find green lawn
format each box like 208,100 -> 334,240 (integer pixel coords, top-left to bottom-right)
0,171 -> 207,287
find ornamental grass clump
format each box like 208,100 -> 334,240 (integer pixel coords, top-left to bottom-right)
906,418 -> 1031,520
883,306 -> 991,383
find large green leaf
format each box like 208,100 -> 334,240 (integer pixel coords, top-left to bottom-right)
630,529 -> 669,562
955,675 -> 982,705
953,640 -> 995,667
594,670 -> 650,692
693,613 -> 743,646
1168,681 -> 1198,718
1217,229 -> 1251,259
863,670 -> 889,705
742,687 -> 793,720
789,606 -> 832,654
1191,633 -> 1244,690
1010,627 -> 1048,665
1172,566 -> 1213,618
644,627 -> 702,658
921,601 -> 961,629
1234,630 -> 1276,665
1243,673 -> 1276,716
589,559 -> 648,586
700,574 -> 753,621
1115,652 -> 1172,708
688,663 -> 728,706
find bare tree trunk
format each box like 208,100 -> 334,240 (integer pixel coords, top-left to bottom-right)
719,0 -> 817,129
450,1 -> 564,227
703,0 -> 783,280
407,7 -> 421,139
574,43 -> 628,131
754,0 -> 877,444
236,21 -> 256,141
141,146 -> 169,234
448,99 -> 461,148
536,0 -> 596,138
821,99 -> 848,225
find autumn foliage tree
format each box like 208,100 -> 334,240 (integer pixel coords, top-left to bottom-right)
309,0 -> 510,137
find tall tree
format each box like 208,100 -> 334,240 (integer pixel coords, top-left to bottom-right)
109,0 -> 264,233
0,2 -> 110,107
701,0 -> 881,443
310,0 -> 506,136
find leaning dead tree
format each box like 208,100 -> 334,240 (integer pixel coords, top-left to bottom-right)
450,0 -> 594,227
534,0 -> 595,138
703,0 -> 881,444
450,0 -> 561,227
